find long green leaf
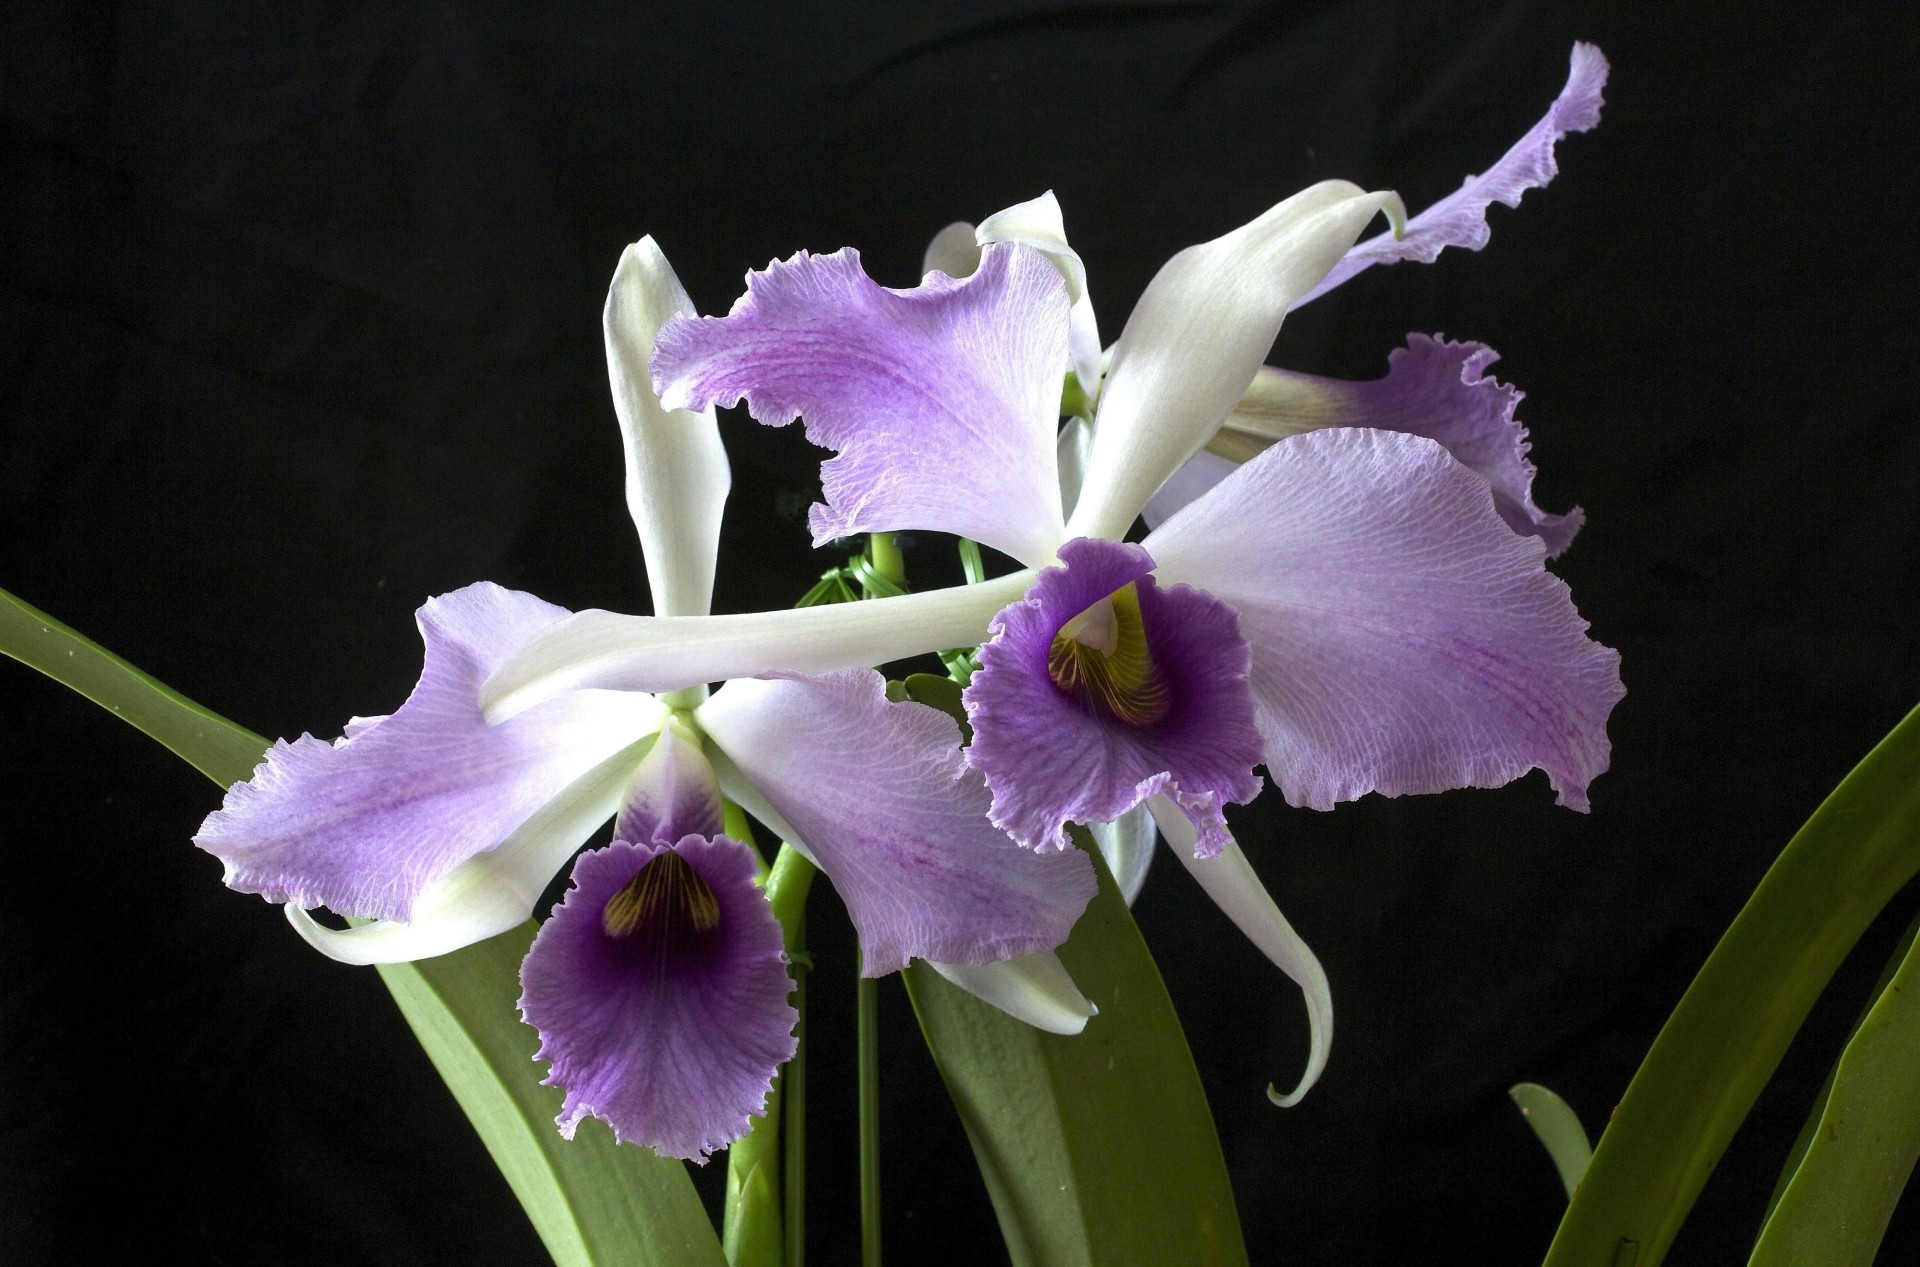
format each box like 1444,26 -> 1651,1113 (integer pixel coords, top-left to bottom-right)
1542,701 -> 1920,1267
0,587 -> 723,1267
2,587 -> 273,785
1748,921 -> 1920,1265
905,833 -> 1248,1267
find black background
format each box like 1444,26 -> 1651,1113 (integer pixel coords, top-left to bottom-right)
4,3 -> 1917,1264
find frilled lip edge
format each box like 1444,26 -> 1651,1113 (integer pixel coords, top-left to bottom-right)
963,537 -> 1264,856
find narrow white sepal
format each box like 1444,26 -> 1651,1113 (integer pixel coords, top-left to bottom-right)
1068,182 -> 1406,543
1148,795 -> 1331,1107
927,951 -> 1098,1035
283,735 -> 655,964
1056,415 -> 1094,521
482,569 -> 1035,723
1087,803 -> 1157,906
605,237 -> 731,619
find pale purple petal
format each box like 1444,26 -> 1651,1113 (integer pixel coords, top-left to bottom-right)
652,243 -> 1070,568
612,718 -> 725,846
1145,335 -> 1584,554
1295,42 -> 1608,309
695,671 -> 1097,975
975,191 -> 1104,395
963,537 -> 1264,856
520,835 -> 796,1161
195,583 -> 662,921
1146,428 -> 1623,812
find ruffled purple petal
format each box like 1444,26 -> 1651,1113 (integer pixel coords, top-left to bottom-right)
1145,335 -> 1584,555
695,671 -> 1097,975
1295,42 -> 1608,309
194,583 -> 662,921
1145,428 -> 1623,812
963,537 -> 1264,856
519,835 -> 796,1161
651,244 -> 1071,568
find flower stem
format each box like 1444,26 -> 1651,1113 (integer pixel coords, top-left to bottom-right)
858,970 -> 882,1267
767,847 -> 815,1267
864,532 -> 907,591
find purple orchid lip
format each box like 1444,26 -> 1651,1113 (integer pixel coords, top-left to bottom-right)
519,833 -> 797,1162
964,537 -> 1265,857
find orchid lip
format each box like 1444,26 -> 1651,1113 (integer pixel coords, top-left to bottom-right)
1047,583 -> 1171,727
602,848 -> 722,940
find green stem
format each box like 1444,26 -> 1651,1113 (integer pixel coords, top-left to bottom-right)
766,848 -> 815,1267
858,971 -> 882,1267
864,532 -> 907,591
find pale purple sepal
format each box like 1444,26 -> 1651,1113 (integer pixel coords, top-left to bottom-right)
1146,428 -> 1623,812
964,538 -> 1263,857
519,835 -> 796,1161
613,719 -> 725,846
651,244 -> 1071,568
194,583 -> 661,921
695,671 -> 1097,975
1294,42 -> 1608,309
1144,335 -> 1584,555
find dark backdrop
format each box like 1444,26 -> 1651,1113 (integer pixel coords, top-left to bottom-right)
4,3 -> 1916,1264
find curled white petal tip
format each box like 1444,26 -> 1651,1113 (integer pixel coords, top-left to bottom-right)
929,951 -> 1098,1035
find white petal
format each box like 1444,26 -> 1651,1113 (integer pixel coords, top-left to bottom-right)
927,952 -> 1097,1035
922,221 -> 982,279
606,237 -> 731,618
1148,795 -> 1331,1107
1086,803 -> 1157,906
1066,182 -> 1405,542
977,190 -> 1103,396
482,569 -> 1034,722
1056,415 -> 1094,520
285,735 -> 654,964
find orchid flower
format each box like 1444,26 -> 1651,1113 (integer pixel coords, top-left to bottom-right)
479,44 -> 1622,1107
192,237 -> 1097,1159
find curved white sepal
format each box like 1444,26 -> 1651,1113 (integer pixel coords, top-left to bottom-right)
977,190 -> 1103,398
606,237 -> 731,618
927,951 -> 1097,1035
1068,182 -> 1405,542
1056,415 -> 1094,521
1086,803 -> 1157,906
284,735 -> 654,964
482,569 -> 1035,723
1148,795 -> 1331,1107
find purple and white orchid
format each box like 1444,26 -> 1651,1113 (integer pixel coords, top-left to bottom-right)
194,237 -> 1097,1159
479,44 -> 1621,1106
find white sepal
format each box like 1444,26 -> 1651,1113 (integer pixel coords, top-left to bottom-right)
482,569 -> 1035,723
605,237 -> 731,619
1068,182 -> 1405,542
927,951 -> 1098,1035
1149,795 -> 1331,1107
1086,803 -> 1157,906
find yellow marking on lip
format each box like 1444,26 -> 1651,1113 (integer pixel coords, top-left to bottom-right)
603,849 -> 721,940
1046,583 -> 1171,727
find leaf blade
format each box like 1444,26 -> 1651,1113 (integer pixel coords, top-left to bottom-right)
905,831 -> 1248,1267
1543,701 -> 1920,1267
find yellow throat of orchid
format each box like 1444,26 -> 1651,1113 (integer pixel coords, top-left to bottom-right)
602,849 -> 722,940
1047,582 -> 1172,727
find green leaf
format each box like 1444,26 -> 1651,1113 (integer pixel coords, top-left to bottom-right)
1748,919 -> 1920,1266
1,587 -> 272,785
1510,1082 -> 1594,1199
1543,701 -> 1920,1267
905,831 -> 1247,1267
1,587 -> 724,1267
